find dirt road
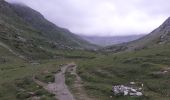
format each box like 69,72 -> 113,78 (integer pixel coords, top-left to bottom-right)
46,64 -> 75,100
34,63 -> 93,100
34,63 -> 76,100
67,65 -> 92,100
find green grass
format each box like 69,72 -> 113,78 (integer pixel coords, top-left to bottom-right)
65,72 -> 76,86
0,43 -> 99,100
1,36 -> 170,100
0,45 -> 70,100
15,77 -> 56,100
77,44 -> 170,100
35,73 -> 55,83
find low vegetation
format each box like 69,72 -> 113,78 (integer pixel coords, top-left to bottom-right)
0,43 -> 98,100
77,44 -> 170,100
1,42 -> 170,100
1,1 -> 170,100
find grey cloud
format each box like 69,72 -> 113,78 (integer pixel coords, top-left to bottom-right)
5,0 -> 170,36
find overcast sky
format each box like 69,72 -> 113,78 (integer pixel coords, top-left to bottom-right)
6,0 -> 170,36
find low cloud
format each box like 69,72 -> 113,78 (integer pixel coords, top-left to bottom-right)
6,0 -> 170,36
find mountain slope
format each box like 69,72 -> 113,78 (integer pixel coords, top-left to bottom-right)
0,0 -> 97,59
0,0 -> 53,59
11,3 -> 97,49
105,17 -> 170,52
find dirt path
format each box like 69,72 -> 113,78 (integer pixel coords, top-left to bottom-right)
46,64 -> 75,100
34,63 -> 93,100
34,64 -> 76,100
67,64 -> 93,100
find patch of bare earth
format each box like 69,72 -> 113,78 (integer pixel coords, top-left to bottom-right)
33,64 -> 75,100
67,63 -> 94,100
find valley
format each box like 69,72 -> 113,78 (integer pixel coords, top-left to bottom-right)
0,0 -> 170,100
81,35 -> 144,47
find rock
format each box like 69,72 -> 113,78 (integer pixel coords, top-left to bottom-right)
130,82 -> 135,85
130,88 -> 137,93
163,70 -> 168,73
112,84 -> 143,96
124,91 -> 128,96
136,92 -> 143,96
18,36 -> 26,42
130,92 -> 143,96
138,88 -> 142,91
129,93 -> 136,96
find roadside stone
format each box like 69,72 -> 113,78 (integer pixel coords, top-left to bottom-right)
130,82 -> 135,85
112,84 -> 143,96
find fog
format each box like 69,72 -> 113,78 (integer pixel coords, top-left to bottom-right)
6,0 -> 170,36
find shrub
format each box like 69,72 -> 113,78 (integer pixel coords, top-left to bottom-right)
16,92 -> 31,99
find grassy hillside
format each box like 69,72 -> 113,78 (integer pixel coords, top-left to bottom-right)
12,3 -> 98,50
0,1 -> 99,99
0,43 -> 99,100
0,0 -> 57,59
77,43 -> 170,100
0,44 -> 64,100
104,17 -> 170,52
0,0 -> 98,60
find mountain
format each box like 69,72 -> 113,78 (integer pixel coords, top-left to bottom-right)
104,17 -> 170,52
0,0 -> 97,59
81,35 -> 144,47
11,4 -> 97,49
